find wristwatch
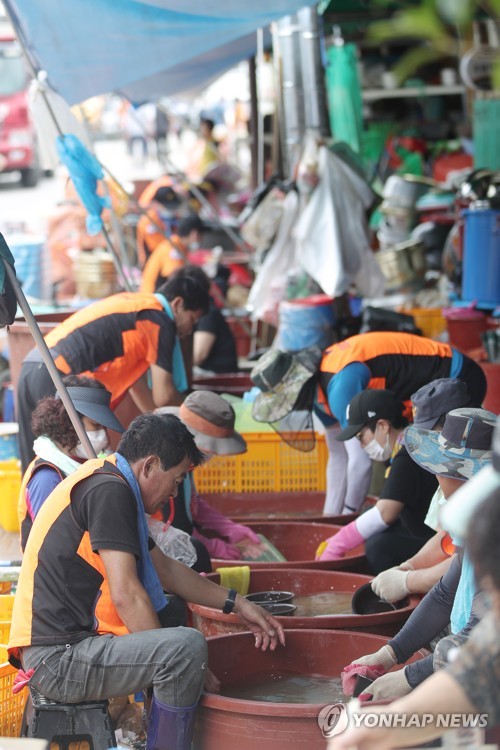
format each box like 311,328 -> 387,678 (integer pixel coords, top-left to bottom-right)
222,588 -> 237,614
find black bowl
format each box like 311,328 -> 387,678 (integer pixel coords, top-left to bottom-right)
245,590 -> 294,605
260,602 -> 297,616
351,582 -> 407,615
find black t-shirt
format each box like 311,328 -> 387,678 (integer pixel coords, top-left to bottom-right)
28,474 -> 142,645
381,446 -> 438,537
195,306 -> 238,373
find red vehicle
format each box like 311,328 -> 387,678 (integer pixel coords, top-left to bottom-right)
0,21 -> 40,187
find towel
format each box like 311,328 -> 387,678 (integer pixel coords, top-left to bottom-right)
215,565 -> 251,596
154,293 -> 188,393
115,452 -> 166,612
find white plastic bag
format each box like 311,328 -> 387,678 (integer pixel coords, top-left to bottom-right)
147,518 -> 198,567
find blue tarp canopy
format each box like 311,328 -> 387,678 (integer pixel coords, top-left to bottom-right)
5,0 -> 313,103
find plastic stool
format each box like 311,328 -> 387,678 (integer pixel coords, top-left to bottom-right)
25,687 -> 117,749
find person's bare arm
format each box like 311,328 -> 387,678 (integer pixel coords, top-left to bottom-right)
376,498 -> 405,524
328,671 -> 476,750
150,547 -> 285,651
150,365 -> 184,406
193,331 -> 216,366
100,548 -> 161,632
128,373 -> 156,412
403,530 -> 449,570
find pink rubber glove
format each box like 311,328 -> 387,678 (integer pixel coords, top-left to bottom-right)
315,521 -> 364,561
195,498 -> 260,544
192,528 -> 242,560
12,668 -> 35,694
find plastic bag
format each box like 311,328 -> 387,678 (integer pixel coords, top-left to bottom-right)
147,518 -> 197,567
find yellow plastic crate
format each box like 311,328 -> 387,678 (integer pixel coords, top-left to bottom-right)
0,459 -> 22,533
0,595 -> 15,620
0,644 -> 27,737
399,307 -> 446,340
0,620 -> 10,643
194,433 -> 327,493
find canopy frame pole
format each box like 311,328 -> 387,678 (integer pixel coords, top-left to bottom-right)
2,258 -> 96,460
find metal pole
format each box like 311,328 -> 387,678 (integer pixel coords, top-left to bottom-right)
248,56 -> 259,190
3,259 -> 96,459
256,28 -> 265,185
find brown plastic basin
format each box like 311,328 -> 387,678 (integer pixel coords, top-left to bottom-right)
211,522 -> 366,572
195,629 -> 425,750
189,569 -> 419,638
202,491 -> 377,525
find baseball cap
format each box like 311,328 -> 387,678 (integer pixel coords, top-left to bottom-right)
411,378 -> 471,429
336,389 -> 404,442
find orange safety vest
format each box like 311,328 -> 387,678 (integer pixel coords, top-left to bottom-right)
9,457 -> 131,667
317,332 -> 453,418
18,458 -> 65,552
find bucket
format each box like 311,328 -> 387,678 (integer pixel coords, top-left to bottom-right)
482,361 -> 500,413
196,629 -> 425,750
189,569 -> 419,638
75,250 -> 118,299
278,295 -> 336,352
443,308 -> 488,353
4,233 -> 49,301
462,208 -> 500,308
0,424 -> 19,461
0,459 -> 22,533
211,521 -> 365,572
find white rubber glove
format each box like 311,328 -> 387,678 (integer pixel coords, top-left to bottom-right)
359,668 -> 412,701
371,568 -> 411,603
349,645 -> 396,670
398,560 -> 414,572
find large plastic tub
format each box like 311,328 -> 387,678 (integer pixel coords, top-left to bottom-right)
202,491 -> 378,525
211,522 -> 365,572
189,569 -> 419,638
195,629 -> 424,750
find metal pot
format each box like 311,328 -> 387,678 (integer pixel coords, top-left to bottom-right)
376,240 -> 427,291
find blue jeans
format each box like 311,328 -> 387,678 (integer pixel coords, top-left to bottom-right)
22,628 -> 207,707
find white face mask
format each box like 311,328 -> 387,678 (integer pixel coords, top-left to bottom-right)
74,429 -> 110,458
363,426 -> 392,462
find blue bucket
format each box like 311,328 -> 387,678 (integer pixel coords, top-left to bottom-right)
5,234 -> 48,301
462,209 -> 500,309
278,295 -> 336,352
0,423 -> 19,460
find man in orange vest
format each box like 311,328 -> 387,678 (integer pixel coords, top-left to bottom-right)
17,265 -> 210,471
8,412 -> 285,750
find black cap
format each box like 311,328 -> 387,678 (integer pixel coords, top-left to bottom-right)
336,389 -> 404,442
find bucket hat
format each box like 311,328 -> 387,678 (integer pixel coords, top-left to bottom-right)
64,386 -> 124,433
440,416 -> 500,541
336,389 -> 403,442
157,391 -> 246,456
251,347 -> 321,424
404,407 -> 495,480
410,378 -> 472,430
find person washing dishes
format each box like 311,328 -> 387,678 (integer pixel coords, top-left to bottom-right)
158,390 -> 264,571
8,412 -> 285,750
340,407 -> 495,703
328,417 -> 500,750
316,388 -> 439,572
17,265 -> 210,471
